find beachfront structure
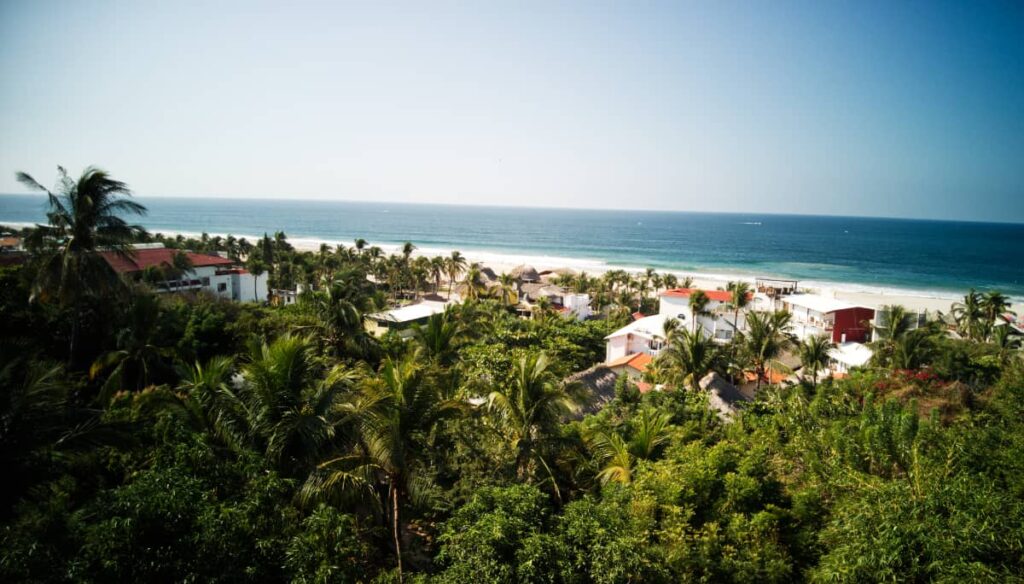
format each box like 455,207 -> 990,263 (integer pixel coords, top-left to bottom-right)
604,312 -> 671,363
364,300 -> 451,337
518,282 -> 591,321
604,287 -> 750,364
828,342 -> 874,374
659,288 -> 750,342
778,293 -> 875,343
100,245 -> 268,302
756,278 -> 799,298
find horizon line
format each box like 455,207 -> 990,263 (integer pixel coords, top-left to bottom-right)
2,191 -> 1022,227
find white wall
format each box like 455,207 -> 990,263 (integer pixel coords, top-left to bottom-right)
606,335 -> 628,362
236,272 -> 269,302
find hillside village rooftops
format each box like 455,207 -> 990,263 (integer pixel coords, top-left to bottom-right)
100,247 -> 235,273
781,293 -> 868,314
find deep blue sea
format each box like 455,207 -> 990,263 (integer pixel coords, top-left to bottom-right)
2,194 -> 1022,298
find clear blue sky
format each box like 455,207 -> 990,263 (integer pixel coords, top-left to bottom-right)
1,0 -> 1022,222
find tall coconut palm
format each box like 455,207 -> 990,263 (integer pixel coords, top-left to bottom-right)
486,352 -> 579,481
660,327 -> 722,391
952,289 -> 986,340
492,273 -> 518,306
726,281 -> 752,337
302,356 -> 464,582
981,291 -> 1013,337
688,289 -> 711,333
242,335 -> 357,474
740,310 -> 795,392
445,251 -> 467,299
17,166 -> 148,361
401,241 -> 416,262
662,273 -> 679,290
797,334 -> 834,389
461,263 -> 487,301
429,256 -> 446,295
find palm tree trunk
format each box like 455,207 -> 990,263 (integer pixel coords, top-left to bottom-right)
391,482 -> 404,583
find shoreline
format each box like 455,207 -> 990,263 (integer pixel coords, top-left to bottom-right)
3,221 -> 1021,314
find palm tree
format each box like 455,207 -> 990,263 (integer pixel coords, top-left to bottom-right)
401,241 -> 416,262
660,327 -> 722,391
16,166 -> 148,361
354,238 -> 368,254
662,273 -> 679,290
871,304 -> 916,367
136,356 -> 247,452
247,256 -> 267,300
486,352 -> 579,481
952,289 -> 985,340
797,335 -> 834,389
726,281 -> 752,337
740,310 -> 795,392
588,408 -> 672,485
89,293 -> 172,399
688,289 -> 711,333
302,356 -> 464,582
242,335 -> 357,474
445,251 -> 467,299
411,309 -> 465,368
492,273 -> 518,306
981,291 -> 1013,338
461,263 -> 487,301
992,324 -> 1023,364
429,256 -> 446,295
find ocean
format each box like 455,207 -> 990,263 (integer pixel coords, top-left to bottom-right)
2,194 -> 1022,299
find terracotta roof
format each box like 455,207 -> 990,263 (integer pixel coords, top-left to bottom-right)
742,367 -> 789,385
606,352 -> 653,373
100,248 -> 234,273
632,311 -> 645,321
635,381 -> 654,394
661,288 -> 744,303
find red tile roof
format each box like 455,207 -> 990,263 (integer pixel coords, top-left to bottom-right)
606,352 -> 653,372
661,288 -> 736,303
631,311 -> 645,321
635,381 -> 654,394
100,248 -> 235,274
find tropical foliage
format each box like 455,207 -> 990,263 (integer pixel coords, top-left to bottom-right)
2,168 -> 1023,582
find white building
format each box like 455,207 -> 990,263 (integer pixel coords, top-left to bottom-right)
658,288 -> 751,342
828,342 -> 873,374
101,245 -> 268,302
604,313 -> 671,363
778,293 -> 875,344
365,300 -> 452,337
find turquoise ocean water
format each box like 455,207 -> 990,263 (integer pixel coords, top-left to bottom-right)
1,194 -> 1022,298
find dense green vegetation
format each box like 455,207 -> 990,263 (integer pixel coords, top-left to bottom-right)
3,168 -> 1023,582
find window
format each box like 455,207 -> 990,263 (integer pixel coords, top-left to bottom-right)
201,277 -> 210,286
217,283 -> 228,292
